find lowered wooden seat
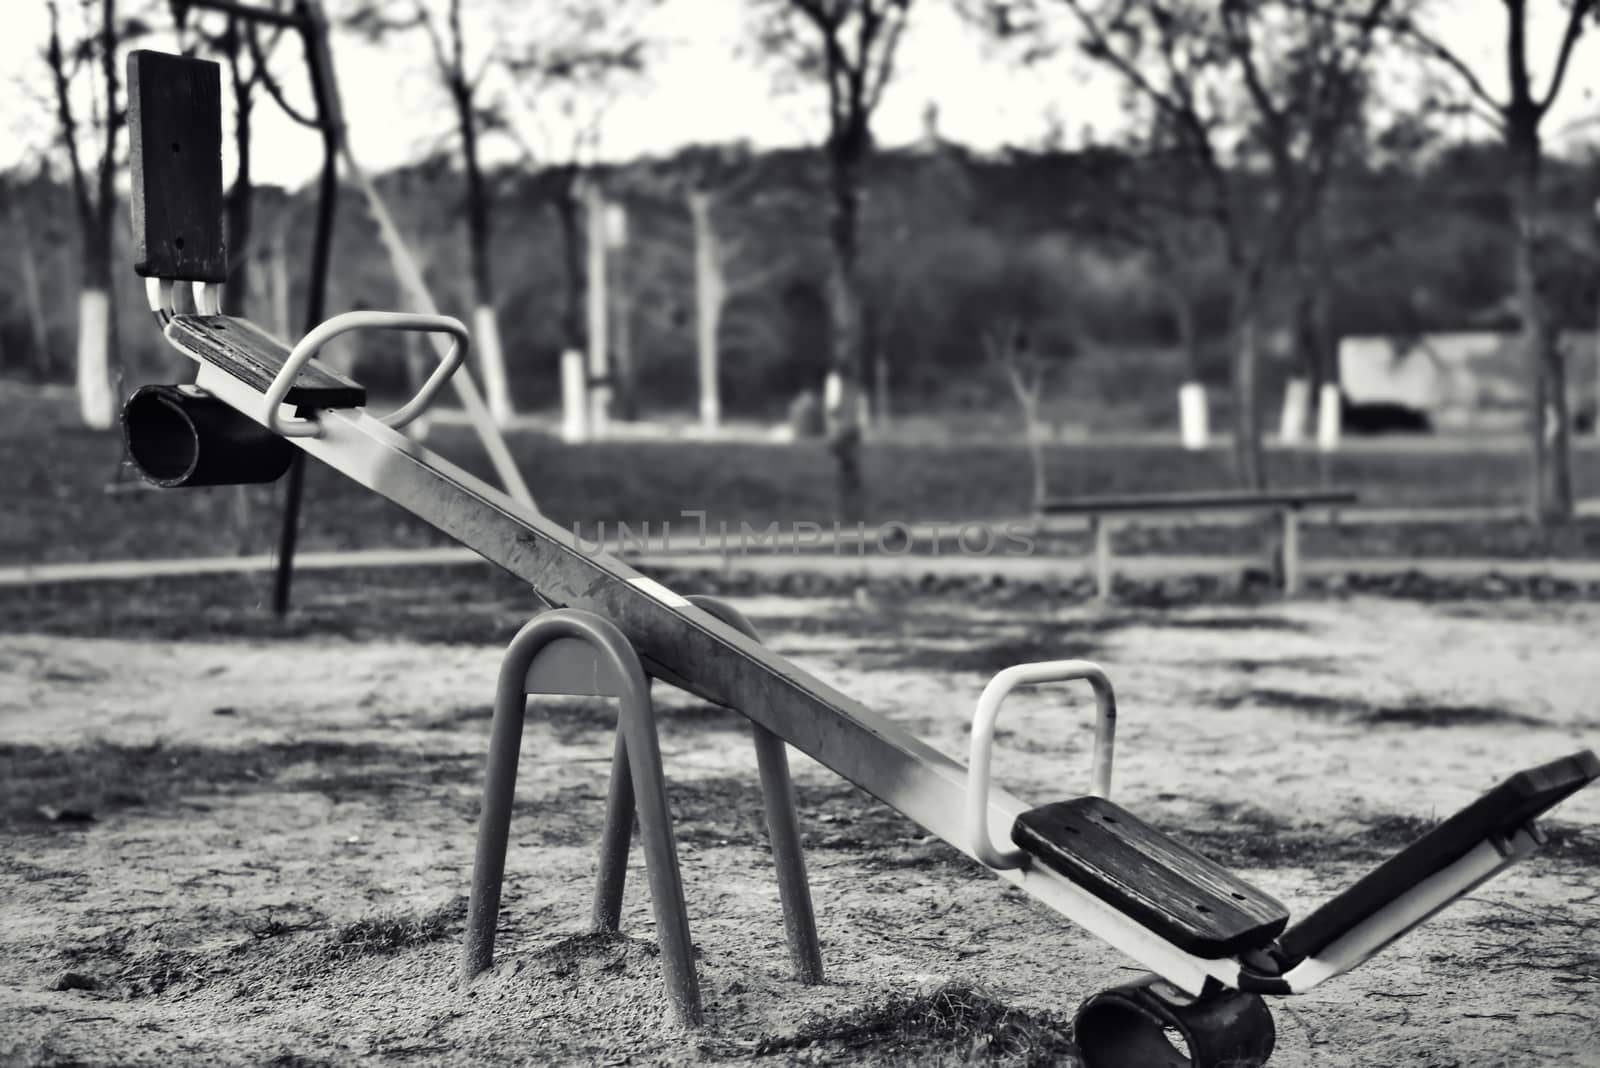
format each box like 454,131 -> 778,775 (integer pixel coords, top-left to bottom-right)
1012,796 -> 1290,958
167,313 -> 367,409
1277,749 -> 1599,963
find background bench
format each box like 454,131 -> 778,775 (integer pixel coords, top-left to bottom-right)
1039,488 -> 1358,600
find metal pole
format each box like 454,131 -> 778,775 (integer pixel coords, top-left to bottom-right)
686,595 -> 824,985
271,2 -> 339,616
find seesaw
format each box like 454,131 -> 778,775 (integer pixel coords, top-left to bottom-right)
120,50 -> 1598,1067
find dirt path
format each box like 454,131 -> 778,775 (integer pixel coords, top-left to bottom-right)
2,594 -> 1597,1066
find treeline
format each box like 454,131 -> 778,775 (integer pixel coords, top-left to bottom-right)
2,135 -> 1595,409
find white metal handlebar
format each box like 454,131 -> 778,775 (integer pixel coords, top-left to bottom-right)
263,311 -> 470,438
966,660 -> 1118,870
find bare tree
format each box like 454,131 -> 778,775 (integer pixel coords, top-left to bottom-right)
1381,0 -> 1597,521
983,0 -> 1390,487
492,1 -> 655,424
623,145 -> 795,430
754,0 -> 914,518
348,0 -> 516,422
178,12 -> 290,322
44,0 -> 137,429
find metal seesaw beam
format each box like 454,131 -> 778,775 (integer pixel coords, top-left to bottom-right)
184,359 -> 1241,997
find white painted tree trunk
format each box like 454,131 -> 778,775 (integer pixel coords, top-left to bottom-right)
688,191 -> 723,432
585,184 -> 611,437
77,289 -> 114,430
474,304 -> 512,426
560,348 -> 588,443
1278,376 -> 1310,444
1178,381 -> 1209,450
1316,381 -> 1341,452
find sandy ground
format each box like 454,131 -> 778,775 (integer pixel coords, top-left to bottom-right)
2,593 -> 1598,1066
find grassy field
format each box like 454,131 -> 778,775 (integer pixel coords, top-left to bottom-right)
5,386 -> 1600,565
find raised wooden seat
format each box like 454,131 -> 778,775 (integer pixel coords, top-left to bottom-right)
1012,796 -> 1290,958
1278,749 -> 1599,962
167,313 -> 367,409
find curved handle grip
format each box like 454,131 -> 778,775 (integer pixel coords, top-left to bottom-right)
264,311 -> 470,438
966,659 -> 1118,870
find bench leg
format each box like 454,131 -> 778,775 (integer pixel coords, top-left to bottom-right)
1091,516 -> 1113,603
1281,509 -> 1300,596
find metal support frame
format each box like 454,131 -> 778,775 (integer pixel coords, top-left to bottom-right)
578,595 -> 825,983
462,608 -> 701,1026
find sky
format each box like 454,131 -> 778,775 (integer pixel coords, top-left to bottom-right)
2,0 -> 1597,189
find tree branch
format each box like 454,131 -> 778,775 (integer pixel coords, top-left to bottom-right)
44,0 -> 94,228
1535,0 -> 1595,114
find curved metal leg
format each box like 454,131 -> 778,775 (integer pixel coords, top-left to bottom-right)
686,595 -> 824,985
591,727 -> 633,932
1073,975 -> 1275,1068
461,635 -> 534,979
461,608 -> 702,1027
612,642 -> 702,1026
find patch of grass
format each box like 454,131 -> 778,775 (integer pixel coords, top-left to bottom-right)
1222,690 -> 1541,727
1221,656 -> 1340,675
0,740 -> 478,832
325,897 -> 467,959
663,777 -> 973,871
1222,689 -> 1368,716
1359,702 -> 1544,728
56,925 -> 212,998
1540,820 -> 1600,865
755,982 -> 1079,1066
864,633 -> 1103,674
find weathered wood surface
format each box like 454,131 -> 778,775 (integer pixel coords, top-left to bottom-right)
169,315 -> 366,408
128,50 -> 228,283
1011,796 -> 1290,958
1280,749 -> 1600,961
1040,489 -> 1357,515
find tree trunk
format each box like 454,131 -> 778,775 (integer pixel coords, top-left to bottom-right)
553,177 -> 588,436
455,83 -> 511,425
825,145 -> 866,520
554,175 -> 584,353
1509,114 -> 1571,521
1230,280 -> 1266,489
584,182 -> 611,433
609,203 -> 636,421
688,190 -> 723,430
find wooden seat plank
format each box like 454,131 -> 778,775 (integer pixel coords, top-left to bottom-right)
1012,797 -> 1290,958
167,314 -> 366,409
1040,488 -> 1357,515
1279,749 -> 1599,962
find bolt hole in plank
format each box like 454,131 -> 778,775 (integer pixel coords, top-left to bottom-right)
171,140 -> 181,153
175,237 -> 185,249
1195,904 -> 1212,914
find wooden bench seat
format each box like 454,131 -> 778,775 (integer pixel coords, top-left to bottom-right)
1037,487 -> 1358,599
167,313 -> 367,409
1012,796 -> 1290,958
